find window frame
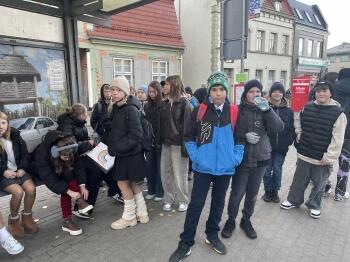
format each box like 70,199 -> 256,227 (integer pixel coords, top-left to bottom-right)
255,69 -> 263,82
281,35 -> 289,55
268,70 -> 275,88
113,58 -> 133,85
151,60 -> 168,82
305,11 -> 313,23
295,8 -> 304,20
307,39 -> 314,57
280,71 -> 287,86
256,30 -> 265,52
269,32 -> 278,53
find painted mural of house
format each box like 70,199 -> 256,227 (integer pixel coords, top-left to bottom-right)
78,0 -> 184,107
0,54 -> 41,114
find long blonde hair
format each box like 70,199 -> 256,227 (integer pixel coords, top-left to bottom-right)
0,111 -> 11,153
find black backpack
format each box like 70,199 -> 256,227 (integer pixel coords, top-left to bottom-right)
140,113 -> 155,152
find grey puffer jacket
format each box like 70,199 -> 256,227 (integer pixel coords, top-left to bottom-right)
236,101 -> 284,167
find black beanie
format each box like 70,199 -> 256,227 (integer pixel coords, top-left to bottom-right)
314,81 -> 334,96
241,79 -> 263,101
269,82 -> 285,97
338,68 -> 350,80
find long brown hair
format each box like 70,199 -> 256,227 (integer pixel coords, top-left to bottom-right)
167,75 -> 185,101
51,136 -> 76,175
148,80 -> 162,105
0,111 -> 11,153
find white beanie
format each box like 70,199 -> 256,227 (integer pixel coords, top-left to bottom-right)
110,76 -> 130,96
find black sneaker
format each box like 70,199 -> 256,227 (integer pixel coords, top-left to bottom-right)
221,217 -> 235,238
72,210 -> 90,219
112,194 -> 125,204
205,237 -> 227,255
271,190 -> 280,203
240,218 -> 257,239
169,242 -> 191,262
262,191 -> 272,203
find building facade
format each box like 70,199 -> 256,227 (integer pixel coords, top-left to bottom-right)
175,0 -> 295,95
288,0 -> 328,80
229,0 -> 295,92
327,42 -> 350,73
78,0 -> 184,107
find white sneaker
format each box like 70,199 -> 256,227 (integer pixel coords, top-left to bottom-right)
163,203 -> 172,212
1,235 -> 24,255
154,197 -> 163,202
145,194 -> 155,200
344,192 -> 350,199
178,203 -> 188,212
280,200 -> 296,210
309,209 -> 321,219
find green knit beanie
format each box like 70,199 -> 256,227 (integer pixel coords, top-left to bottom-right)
207,72 -> 229,93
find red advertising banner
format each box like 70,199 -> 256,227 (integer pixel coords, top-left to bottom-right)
291,77 -> 311,112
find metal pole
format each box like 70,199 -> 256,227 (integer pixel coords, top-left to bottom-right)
240,0 -> 245,73
220,0 -> 224,72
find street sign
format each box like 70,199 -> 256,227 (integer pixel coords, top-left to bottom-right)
291,77 -> 311,112
235,73 -> 248,83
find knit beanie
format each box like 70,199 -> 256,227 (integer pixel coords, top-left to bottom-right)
269,82 -> 285,97
137,84 -> 148,95
207,72 -> 229,93
338,68 -> 350,80
110,76 -> 130,96
241,79 -> 263,99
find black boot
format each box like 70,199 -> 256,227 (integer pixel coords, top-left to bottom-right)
262,190 -> 272,202
221,217 -> 235,238
271,190 -> 280,203
240,218 -> 257,239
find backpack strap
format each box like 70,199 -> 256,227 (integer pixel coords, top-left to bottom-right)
196,103 -> 208,122
229,104 -> 239,131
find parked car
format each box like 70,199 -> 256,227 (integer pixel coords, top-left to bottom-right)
10,117 -> 58,152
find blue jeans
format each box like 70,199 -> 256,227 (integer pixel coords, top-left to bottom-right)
180,173 -> 231,247
146,148 -> 163,198
263,152 -> 286,191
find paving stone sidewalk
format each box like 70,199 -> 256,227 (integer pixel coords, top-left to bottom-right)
1,147 -> 350,262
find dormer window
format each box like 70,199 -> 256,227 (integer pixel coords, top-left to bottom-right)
295,8 -> 303,19
314,14 -> 322,25
274,1 -> 282,12
305,11 -> 313,23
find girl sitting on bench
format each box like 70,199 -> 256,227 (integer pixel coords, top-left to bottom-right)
0,111 -> 38,239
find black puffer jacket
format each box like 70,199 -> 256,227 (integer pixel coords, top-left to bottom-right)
144,100 -> 162,149
160,97 -> 192,146
57,113 -> 92,154
269,99 -> 295,155
34,130 -> 87,195
333,78 -> 350,138
236,100 -> 284,167
108,96 -> 143,158
0,128 -> 30,181
90,99 -> 110,138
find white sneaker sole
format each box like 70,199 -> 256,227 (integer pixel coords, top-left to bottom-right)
62,226 -> 82,236
280,204 -> 296,210
78,205 -> 93,214
205,239 -> 225,255
145,195 -> 155,200
5,245 -> 24,255
309,213 -> 321,219
72,210 -> 90,219
163,205 -> 172,212
153,197 -> 163,202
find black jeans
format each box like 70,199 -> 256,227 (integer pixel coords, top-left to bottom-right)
82,157 -> 120,206
227,165 -> 267,220
146,148 -> 163,197
180,173 -> 231,247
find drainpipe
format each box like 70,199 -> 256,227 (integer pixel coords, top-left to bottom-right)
86,50 -> 93,108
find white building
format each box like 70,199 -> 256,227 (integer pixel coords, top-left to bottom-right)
175,0 -> 295,94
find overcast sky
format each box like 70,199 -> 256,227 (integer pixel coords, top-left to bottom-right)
299,0 -> 350,48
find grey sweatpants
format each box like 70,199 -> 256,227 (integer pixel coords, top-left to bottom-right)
160,144 -> 189,205
287,158 -> 331,210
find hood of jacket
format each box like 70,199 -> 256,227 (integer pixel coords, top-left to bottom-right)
334,78 -> 350,96
57,113 -> 86,128
314,98 -> 341,107
269,97 -> 288,108
115,95 -> 141,110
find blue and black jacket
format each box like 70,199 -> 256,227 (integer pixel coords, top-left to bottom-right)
184,98 -> 244,176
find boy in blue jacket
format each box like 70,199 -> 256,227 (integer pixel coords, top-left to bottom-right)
169,72 -> 244,262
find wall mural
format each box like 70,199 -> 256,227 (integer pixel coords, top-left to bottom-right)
0,44 -> 69,120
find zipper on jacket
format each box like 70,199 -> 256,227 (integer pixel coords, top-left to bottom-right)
275,107 -> 279,147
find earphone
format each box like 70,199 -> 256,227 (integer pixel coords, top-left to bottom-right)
51,143 -> 78,158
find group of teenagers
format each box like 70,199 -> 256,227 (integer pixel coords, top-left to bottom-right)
0,68 -> 350,261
